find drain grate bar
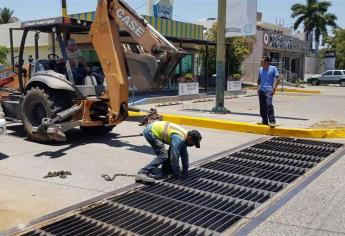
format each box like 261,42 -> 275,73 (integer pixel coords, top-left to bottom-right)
252,142 -> 333,157
17,138 -> 343,236
231,151 -> 315,168
180,168 -> 285,192
242,147 -> 324,163
201,161 -> 300,183
217,155 -> 307,174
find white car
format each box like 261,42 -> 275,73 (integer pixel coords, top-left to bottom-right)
307,70 -> 345,87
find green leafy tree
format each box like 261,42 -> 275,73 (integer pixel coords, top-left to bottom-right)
0,45 -> 8,64
0,7 -> 18,24
291,0 -> 338,52
200,22 -> 255,79
323,29 -> 345,69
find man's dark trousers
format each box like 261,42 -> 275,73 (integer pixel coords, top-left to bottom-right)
258,90 -> 275,124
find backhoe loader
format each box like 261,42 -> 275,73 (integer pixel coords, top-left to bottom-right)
0,0 -> 184,142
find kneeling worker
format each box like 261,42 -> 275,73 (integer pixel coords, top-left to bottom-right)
136,121 -> 202,184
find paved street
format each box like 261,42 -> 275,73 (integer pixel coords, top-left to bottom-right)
1,86 -> 345,235
0,120 -> 261,232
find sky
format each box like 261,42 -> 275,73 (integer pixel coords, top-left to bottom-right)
0,0 -> 344,30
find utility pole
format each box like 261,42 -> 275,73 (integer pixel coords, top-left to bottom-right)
212,0 -> 229,113
61,0 -> 67,17
147,0 -> 154,16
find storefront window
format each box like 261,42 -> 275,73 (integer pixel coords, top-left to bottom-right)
175,54 -> 193,76
80,50 -> 100,66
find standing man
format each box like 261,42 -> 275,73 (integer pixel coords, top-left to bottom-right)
136,121 -> 202,184
257,56 -> 280,127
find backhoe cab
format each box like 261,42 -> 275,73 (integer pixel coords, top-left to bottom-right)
1,0 -> 184,142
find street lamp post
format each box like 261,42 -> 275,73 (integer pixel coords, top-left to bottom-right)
212,0 -> 229,113
61,0 -> 67,17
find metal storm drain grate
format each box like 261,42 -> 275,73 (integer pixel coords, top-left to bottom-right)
18,137 -> 343,236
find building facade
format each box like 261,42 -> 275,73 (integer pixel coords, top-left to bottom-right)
0,10 -> 205,90
242,29 -> 310,84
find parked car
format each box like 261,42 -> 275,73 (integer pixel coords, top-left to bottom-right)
307,70 -> 345,87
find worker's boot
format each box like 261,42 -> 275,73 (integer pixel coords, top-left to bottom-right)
135,172 -> 156,185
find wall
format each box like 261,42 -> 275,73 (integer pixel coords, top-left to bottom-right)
0,21 -> 50,65
242,31 -> 264,84
305,55 -> 324,75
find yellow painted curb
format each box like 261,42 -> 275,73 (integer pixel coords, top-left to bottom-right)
245,87 -> 321,94
128,111 -> 345,139
128,111 -> 147,117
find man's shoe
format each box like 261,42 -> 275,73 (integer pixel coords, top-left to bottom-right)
257,122 -> 268,125
135,173 -> 156,185
269,122 -> 277,128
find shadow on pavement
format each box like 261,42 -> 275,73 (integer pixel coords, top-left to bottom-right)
6,123 -> 27,138
0,153 -> 9,160
33,129 -> 152,159
183,109 -> 309,121
230,112 -> 309,121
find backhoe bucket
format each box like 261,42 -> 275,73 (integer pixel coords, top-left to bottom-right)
125,51 -> 182,91
125,52 -> 157,91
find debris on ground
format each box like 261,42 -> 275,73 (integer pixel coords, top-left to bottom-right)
311,120 -> 345,129
43,170 -> 72,179
101,173 -> 136,181
138,108 -> 163,126
156,102 -> 182,107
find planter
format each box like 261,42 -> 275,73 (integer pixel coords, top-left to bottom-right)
178,82 -> 199,96
227,80 -> 242,92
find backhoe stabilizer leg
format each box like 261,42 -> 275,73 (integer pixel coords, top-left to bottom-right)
32,104 -> 83,142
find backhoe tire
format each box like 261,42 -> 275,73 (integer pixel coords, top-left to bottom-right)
22,87 -> 54,142
22,87 -> 71,143
80,126 -> 115,135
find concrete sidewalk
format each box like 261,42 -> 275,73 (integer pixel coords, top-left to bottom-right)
136,86 -> 345,129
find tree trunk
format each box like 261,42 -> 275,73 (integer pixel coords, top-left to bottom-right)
306,31 -> 313,52
315,40 -> 320,53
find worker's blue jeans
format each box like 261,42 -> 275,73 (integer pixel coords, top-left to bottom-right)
140,124 -> 169,176
258,90 -> 275,124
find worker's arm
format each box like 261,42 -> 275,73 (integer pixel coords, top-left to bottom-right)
169,134 -> 188,177
180,143 -> 189,176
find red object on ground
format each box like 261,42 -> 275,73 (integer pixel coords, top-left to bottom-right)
0,65 -> 15,87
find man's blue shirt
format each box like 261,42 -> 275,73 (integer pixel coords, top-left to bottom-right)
259,65 -> 279,92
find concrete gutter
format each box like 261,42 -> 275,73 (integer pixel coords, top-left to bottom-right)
128,112 -> 345,139
244,87 -> 321,94
132,90 -> 246,105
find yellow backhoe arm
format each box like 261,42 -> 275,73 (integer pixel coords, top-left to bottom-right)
90,0 -> 184,124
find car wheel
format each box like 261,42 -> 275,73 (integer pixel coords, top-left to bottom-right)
311,79 -> 319,86
340,80 -> 345,87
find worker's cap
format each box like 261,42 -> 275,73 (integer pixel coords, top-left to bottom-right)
67,38 -> 76,46
188,130 -> 202,148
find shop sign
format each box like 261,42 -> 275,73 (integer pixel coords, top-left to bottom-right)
226,0 -> 257,37
178,82 -> 199,96
153,0 -> 173,19
325,51 -> 336,58
227,81 -> 242,92
263,31 -> 309,53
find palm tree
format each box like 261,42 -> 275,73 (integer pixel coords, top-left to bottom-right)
0,7 -> 18,24
291,0 -> 338,52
